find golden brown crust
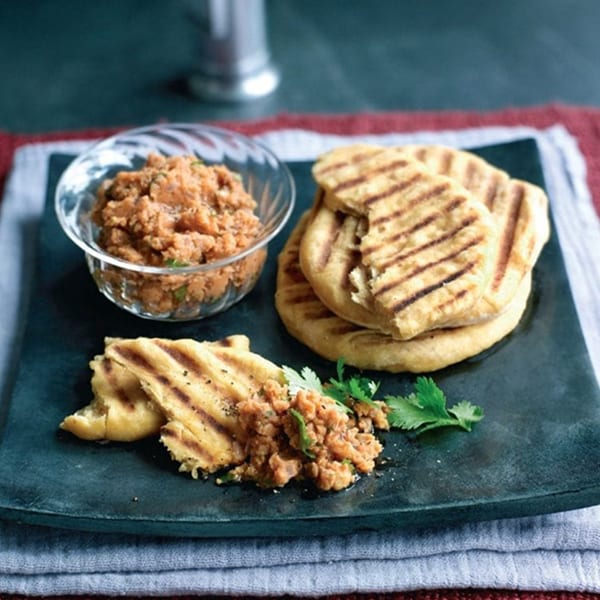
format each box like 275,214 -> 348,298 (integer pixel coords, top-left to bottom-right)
276,212 -> 531,373
104,336 -> 282,476
309,145 -> 498,340
299,191 -> 376,328
400,145 -> 550,326
59,335 -> 254,445
303,145 -> 549,337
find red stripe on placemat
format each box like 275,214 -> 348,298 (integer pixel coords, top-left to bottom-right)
1,103 -> 600,216
0,127 -> 120,202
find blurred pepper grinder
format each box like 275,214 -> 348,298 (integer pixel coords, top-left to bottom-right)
188,0 -> 280,102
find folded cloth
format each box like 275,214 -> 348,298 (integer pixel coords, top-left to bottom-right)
0,124 -> 599,596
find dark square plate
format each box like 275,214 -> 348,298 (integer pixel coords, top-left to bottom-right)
0,139 -> 599,538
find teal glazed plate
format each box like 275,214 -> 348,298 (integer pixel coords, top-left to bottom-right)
1,139 -> 599,538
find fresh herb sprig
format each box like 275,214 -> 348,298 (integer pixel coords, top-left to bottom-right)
385,376 -> 484,435
281,361 -> 484,435
282,360 -> 357,414
326,358 -> 379,408
282,365 -> 324,397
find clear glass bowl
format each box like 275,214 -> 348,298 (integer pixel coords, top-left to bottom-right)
55,123 -> 295,321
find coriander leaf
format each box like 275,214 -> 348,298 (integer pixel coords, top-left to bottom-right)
448,400 -> 484,431
282,365 -> 323,397
165,258 -> 190,268
385,376 -> 483,435
324,357 -> 379,408
347,377 -> 379,405
321,385 -> 354,414
288,408 -> 315,458
385,392 -> 434,431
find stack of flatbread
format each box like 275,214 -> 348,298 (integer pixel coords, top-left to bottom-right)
60,335 -> 282,477
275,144 -> 550,373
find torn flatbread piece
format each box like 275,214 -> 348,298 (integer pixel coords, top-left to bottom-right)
104,337 -> 282,477
59,335 -> 250,442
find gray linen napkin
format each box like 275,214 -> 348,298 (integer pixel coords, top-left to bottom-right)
0,126 -> 599,596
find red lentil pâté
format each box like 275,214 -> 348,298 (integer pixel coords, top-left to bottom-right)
91,153 -> 266,314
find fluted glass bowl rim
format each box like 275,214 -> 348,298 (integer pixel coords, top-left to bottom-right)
54,122 -> 296,275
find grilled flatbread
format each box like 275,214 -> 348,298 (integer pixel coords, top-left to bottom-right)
60,335 -> 250,443
310,144 -> 497,339
304,145 -> 549,332
104,336 -> 282,477
299,191 -> 376,327
60,348 -> 164,442
401,145 -> 550,325
312,144 -> 414,216
276,212 -> 531,373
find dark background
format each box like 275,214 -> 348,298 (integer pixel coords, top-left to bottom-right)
1,0 -> 599,133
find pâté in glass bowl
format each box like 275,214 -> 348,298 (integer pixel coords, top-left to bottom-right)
55,123 -> 295,321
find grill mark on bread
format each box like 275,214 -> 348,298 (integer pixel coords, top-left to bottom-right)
328,322 -> 361,335
290,293 -> 328,311
362,171 -> 422,207
492,182 -> 525,290
401,213 -> 439,237
438,148 -> 453,175
100,357 -> 136,411
112,345 -> 153,372
366,194 -> 467,256
315,209 -> 346,270
387,262 -> 479,314
282,261 -> 305,283
445,197 -> 468,212
315,161 -> 348,176
161,425 -> 215,461
315,148 -> 384,176
289,291 -> 322,305
156,341 -> 256,411
485,173 -> 504,211
413,146 -> 428,161
380,218 -> 479,267
363,213 -> 439,258
111,345 -> 233,437
414,146 -> 505,213
369,180 -> 451,225
463,160 -> 477,189
155,341 -> 250,393
333,158 -> 410,194
375,236 -> 485,292
437,288 -> 470,312
318,243 -> 361,291
305,307 -> 335,320
364,205 -> 478,265
156,341 -> 203,378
